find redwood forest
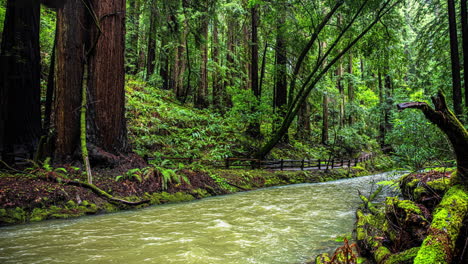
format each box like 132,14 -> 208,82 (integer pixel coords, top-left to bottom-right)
1,0 -> 468,263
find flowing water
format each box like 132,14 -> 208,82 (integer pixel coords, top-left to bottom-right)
0,172 -> 399,264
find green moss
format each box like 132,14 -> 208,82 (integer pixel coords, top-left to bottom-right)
103,203 -> 119,213
430,185 -> 468,242
386,247 -> 420,264
374,246 -> 391,263
414,185 -> 468,264
30,208 -> 48,222
191,188 -> 211,199
314,253 -> 331,264
65,200 -> 76,209
414,235 -> 448,264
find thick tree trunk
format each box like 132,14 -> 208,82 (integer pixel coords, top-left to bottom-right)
447,0 -> 463,117
397,91 -> 468,186
0,0 -> 42,164
274,10 -> 288,134
87,0 -> 128,154
246,5 -> 261,138
54,0 -> 86,161
461,0 -> 468,109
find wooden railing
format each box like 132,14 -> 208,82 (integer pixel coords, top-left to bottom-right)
147,153 -> 376,171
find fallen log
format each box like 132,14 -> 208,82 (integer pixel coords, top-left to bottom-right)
414,185 -> 468,264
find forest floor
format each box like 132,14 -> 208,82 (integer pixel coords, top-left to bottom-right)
0,156 -> 388,226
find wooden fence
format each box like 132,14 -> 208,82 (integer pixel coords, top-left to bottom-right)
148,153 -> 376,171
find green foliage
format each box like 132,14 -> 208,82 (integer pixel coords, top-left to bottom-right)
388,110 -> 452,170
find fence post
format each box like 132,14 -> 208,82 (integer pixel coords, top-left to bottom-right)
280,159 -> 284,171
341,159 -> 344,167
331,159 -> 335,168
301,159 -> 305,170
225,158 -> 230,169
348,159 -> 351,168
318,159 -> 321,170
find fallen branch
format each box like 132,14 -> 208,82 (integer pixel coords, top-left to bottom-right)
50,176 -> 150,206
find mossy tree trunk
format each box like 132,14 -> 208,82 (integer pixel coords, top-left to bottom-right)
397,91 -> 468,186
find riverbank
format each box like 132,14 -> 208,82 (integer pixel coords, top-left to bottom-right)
0,155 -> 392,226
314,168 -> 468,264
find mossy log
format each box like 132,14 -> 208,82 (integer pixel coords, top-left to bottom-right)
397,91 -> 468,186
414,185 -> 468,264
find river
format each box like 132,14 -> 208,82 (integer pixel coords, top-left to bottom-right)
0,172 -> 399,264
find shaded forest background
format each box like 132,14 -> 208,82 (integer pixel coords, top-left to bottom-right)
0,0 -> 467,171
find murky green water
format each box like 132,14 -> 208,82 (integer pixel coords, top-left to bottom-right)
0,172 -> 398,264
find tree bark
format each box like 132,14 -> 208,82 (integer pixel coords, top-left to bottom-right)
195,3 -> 209,109
146,2 -> 157,78
0,0 -> 42,164
447,0 -> 463,117
212,16 -> 222,111
246,5 -> 261,138
87,0 -> 128,154
274,9 -> 288,130
461,0 -> 468,110
397,91 -> 468,185
54,0 -> 86,161
322,94 -> 329,144
348,52 -> 354,125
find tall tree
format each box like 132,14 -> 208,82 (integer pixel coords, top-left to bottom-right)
146,1 -> 158,78
0,0 -> 42,164
54,0 -> 86,161
447,0 -> 463,117
461,0 -> 468,109
87,0 -> 128,154
274,3 -> 288,133
195,0 -> 209,109
246,3 -> 261,138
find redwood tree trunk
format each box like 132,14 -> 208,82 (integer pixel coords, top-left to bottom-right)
274,9 -> 288,131
447,0 -> 463,117
87,0 -> 128,153
246,5 -> 261,138
54,0 -> 86,161
196,5 -> 209,109
0,0 -> 42,164
146,2 -> 157,78
461,0 -> 468,109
